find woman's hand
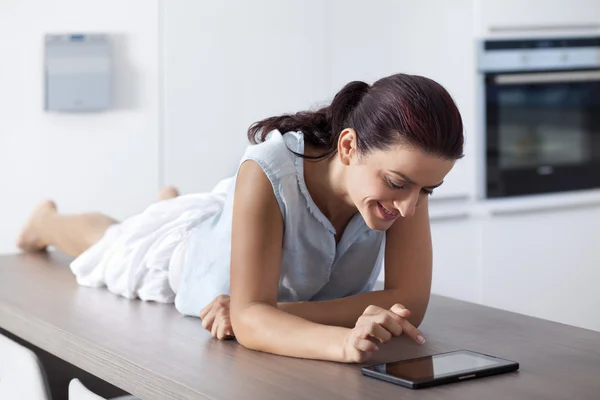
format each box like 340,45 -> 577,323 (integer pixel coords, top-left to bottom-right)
199,295 -> 235,340
341,304 -> 426,363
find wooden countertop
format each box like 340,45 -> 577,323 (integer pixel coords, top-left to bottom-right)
1,252 -> 600,399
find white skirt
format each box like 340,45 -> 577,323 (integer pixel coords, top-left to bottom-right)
69,178 -> 233,303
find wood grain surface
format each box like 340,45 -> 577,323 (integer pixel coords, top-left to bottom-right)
1,252 -> 599,399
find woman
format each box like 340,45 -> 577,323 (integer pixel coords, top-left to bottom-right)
17,73 -> 463,363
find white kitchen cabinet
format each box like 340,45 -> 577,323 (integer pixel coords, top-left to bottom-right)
328,0 -> 478,200
376,210 -> 480,304
481,204 -> 600,331
474,0 -> 600,36
430,214 -> 481,303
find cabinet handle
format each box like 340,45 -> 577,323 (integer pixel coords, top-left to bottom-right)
489,23 -> 600,33
495,70 -> 600,85
490,201 -> 600,216
430,212 -> 470,222
429,194 -> 470,205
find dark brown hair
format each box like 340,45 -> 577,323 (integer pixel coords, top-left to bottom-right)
247,73 -> 464,160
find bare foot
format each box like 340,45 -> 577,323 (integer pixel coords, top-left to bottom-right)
157,185 -> 179,201
16,200 -> 57,252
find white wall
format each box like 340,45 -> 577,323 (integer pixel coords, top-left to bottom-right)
162,0 -> 332,194
0,0 -> 160,253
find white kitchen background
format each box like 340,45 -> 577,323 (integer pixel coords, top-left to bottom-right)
1,0 -> 599,331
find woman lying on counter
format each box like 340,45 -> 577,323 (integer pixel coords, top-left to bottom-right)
17,73 -> 464,363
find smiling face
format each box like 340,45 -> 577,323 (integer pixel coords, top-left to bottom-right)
339,129 -> 456,231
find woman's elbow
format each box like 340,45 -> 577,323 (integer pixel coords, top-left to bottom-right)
231,316 -> 252,347
230,307 -> 265,351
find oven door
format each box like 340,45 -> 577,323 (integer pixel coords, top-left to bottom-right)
485,69 -> 600,198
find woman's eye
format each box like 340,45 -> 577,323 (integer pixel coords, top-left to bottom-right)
385,178 -> 404,190
421,189 -> 434,196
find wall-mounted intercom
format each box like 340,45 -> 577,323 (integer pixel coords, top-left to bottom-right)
44,34 -> 112,112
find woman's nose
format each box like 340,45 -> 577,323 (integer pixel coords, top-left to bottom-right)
394,193 -> 418,218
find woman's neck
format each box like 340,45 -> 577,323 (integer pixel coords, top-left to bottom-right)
302,146 -> 357,230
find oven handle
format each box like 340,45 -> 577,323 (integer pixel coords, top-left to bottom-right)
494,70 -> 600,85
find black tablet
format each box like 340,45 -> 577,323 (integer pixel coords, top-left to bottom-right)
361,350 -> 519,389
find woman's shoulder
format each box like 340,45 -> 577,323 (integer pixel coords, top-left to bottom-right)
240,130 -> 302,181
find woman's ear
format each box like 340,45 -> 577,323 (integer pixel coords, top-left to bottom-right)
337,128 -> 358,166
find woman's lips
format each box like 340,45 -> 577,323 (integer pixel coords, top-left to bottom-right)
377,202 -> 400,221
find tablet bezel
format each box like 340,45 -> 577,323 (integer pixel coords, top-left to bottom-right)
361,350 -> 519,389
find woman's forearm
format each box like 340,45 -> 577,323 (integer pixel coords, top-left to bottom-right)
278,289 -> 428,328
232,302 -> 350,362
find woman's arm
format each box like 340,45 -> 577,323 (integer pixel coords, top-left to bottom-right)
212,162 -> 425,359
229,160 -> 349,362
279,199 -> 433,328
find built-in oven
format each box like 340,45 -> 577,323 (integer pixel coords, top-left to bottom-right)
478,37 -> 600,198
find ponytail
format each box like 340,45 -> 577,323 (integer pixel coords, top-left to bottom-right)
247,81 -> 370,158
249,73 -> 464,162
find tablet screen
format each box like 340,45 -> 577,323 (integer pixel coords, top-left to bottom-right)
373,350 -> 505,381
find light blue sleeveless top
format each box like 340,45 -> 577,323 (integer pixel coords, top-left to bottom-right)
174,131 -> 385,317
